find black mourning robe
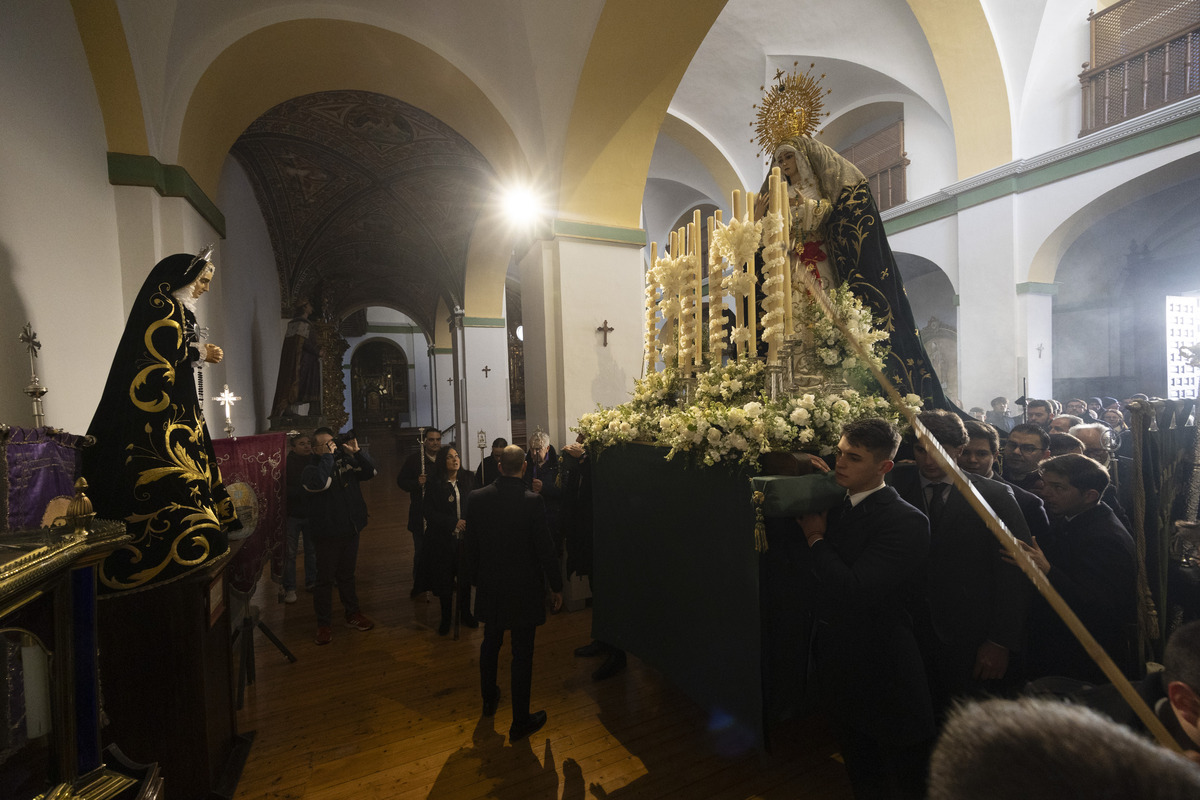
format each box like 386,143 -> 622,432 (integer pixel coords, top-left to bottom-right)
83,251 -> 237,592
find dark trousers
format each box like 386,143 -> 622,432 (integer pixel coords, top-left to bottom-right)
313,533 -> 361,626
411,528 -> 424,588
480,625 -> 536,721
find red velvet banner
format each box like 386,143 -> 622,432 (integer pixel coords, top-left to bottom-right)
212,432 -> 286,595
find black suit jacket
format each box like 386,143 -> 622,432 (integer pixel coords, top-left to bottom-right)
396,451 -> 436,534
998,474 -> 1051,545
809,485 -> 934,746
464,475 -> 563,629
1029,502 -> 1138,682
889,465 -> 1032,651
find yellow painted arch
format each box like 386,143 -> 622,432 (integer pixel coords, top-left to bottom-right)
905,0 -> 1012,178
175,19 -> 528,320
70,0 -> 149,154
558,0 -> 728,228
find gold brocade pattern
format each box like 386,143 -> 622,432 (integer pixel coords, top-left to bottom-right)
96,285 -> 234,592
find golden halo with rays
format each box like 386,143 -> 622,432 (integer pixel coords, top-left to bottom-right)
751,62 -> 832,157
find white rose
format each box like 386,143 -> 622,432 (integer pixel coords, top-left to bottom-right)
729,379 -> 742,392
790,407 -> 811,425
620,421 -> 632,433
707,427 -> 722,444
727,408 -> 747,427
906,393 -> 922,407
834,399 -> 851,414
743,401 -> 763,418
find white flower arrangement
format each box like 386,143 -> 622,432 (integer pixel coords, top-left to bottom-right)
793,281 -> 891,389
573,281 -> 918,468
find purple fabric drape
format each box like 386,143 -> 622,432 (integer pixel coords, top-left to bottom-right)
212,433 -> 287,594
1,427 -> 87,531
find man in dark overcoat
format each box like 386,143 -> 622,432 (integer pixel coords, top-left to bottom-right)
465,445 -> 563,742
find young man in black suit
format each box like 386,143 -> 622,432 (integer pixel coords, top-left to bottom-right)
465,445 -> 563,742
889,410 -> 1032,713
798,418 -> 934,799
1010,453 -> 1138,683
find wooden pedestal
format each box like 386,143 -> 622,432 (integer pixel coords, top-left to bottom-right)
97,552 -> 248,800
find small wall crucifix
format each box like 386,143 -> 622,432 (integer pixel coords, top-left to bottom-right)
1036,343 -> 1044,359
481,365 -> 491,378
597,319 -> 614,347
447,376 -> 454,386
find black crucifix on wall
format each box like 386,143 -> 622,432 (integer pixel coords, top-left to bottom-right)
597,319 -> 614,347
482,365 -> 491,378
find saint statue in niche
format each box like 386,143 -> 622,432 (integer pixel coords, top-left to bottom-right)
271,298 -> 322,418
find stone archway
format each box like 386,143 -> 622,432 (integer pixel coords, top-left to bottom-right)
350,340 -> 410,429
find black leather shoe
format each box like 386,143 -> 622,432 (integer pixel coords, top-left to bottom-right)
460,612 -> 479,629
509,710 -> 547,742
592,650 -> 627,681
574,640 -> 606,658
482,687 -> 500,717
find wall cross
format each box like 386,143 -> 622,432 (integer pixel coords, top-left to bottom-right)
597,319 -> 614,347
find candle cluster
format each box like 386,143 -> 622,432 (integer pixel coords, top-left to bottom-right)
644,168 -> 794,373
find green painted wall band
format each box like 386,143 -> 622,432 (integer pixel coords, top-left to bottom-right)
365,324 -> 422,334
885,104 -> 1200,235
463,317 -> 506,328
107,152 -> 226,237
1016,282 -> 1059,296
553,219 -> 647,246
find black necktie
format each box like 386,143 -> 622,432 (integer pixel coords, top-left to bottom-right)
926,483 -> 947,528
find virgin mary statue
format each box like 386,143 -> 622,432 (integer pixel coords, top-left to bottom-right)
83,247 -> 239,593
764,135 -> 950,409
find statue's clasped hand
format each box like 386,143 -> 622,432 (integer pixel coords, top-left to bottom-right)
204,343 -> 224,363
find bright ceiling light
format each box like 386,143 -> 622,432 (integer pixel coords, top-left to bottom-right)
502,186 -> 542,226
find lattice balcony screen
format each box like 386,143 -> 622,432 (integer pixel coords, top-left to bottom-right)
838,120 -> 908,212
1081,0 -> 1200,134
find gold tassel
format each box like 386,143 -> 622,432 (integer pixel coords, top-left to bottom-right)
752,489 -> 768,552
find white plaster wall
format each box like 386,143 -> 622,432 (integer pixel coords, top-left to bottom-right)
956,195 -> 1022,405
0,2 -> 126,432
433,352 -> 455,433
889,216 -> 960,291
1014,0 -> 1092,157
556,238 -> 645,447
462,326 -> 512,472
211,157 -> 281,435
1017,293 -> 1054,398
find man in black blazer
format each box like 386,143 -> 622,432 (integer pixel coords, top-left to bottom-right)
959,419 -> 1050,545
889,410 -> 1032,715
465,445 -> 563,743
798,418 -> 934,799
396,428 -> 442,597
1011,453 -> 1138,683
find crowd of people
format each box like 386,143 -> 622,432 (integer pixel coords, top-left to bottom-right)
792,403 -> 1200,798
275,394 -> 1198,791
279,424 -> 608,743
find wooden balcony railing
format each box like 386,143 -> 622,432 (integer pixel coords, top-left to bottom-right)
1080,0 -> 1200,135
839,120 -> 909,212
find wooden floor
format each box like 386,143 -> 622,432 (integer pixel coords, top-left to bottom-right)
233,441 -> 854,800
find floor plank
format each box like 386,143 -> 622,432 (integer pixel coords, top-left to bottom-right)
234,437 -> 854,799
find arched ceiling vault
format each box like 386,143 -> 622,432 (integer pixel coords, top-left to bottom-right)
230,90 -> 492,332
904,0 -> 1012,178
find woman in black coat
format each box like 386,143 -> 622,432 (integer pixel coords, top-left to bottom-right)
422,445 -> 476,635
